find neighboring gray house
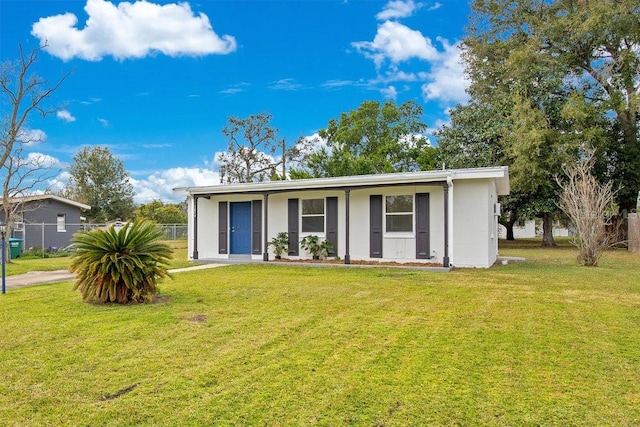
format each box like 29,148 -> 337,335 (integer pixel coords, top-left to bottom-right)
0,195 -> 90,251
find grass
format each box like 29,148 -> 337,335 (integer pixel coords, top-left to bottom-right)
1,239 -> 639,425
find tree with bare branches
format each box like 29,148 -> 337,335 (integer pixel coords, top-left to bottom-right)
1,44 -> 70,258
556,151 -> 618,266
217,112 -> 283,183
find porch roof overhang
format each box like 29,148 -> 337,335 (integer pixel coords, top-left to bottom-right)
175,166 -> 510,197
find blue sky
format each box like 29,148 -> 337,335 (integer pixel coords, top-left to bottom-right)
1,0 -> 471,203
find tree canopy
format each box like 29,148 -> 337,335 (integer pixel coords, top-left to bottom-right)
438,0 -> 639,243
66,146 -> 135,222
300,100 -> 435,178
133,199 -> 187,224
465,0 -> 640,210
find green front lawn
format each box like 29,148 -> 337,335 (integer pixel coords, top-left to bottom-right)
1,241 -> 639,425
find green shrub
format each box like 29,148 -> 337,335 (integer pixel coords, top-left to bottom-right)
69,219 -> 172,304
18,247 -> 72,259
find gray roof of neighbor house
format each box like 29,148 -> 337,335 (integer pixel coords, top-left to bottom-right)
174,166 -> 510,197
0,194 -> 91,210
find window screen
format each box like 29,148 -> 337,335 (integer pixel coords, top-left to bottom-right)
385,195 -> 413,232
301,199 -> 324,232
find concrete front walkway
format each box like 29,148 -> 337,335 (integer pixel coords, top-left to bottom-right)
2,264 -> 227,292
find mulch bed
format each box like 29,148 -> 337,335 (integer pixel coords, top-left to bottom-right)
271,258 -> 443,268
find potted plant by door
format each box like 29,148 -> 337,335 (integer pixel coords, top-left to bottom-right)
300,235 -> 334,260
268,232 -> 289,259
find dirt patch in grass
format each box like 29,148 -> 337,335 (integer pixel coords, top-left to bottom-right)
100,384 -> 138,401
186,314 -> 208,323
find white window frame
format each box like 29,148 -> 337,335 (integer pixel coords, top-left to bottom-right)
384,195 -> 414,234
301,198 -> 325,233
57,214 -> 66,232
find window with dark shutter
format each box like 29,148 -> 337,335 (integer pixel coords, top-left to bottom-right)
252,200 -> 262,255
370,195 -> 382,258
288,198 -> 299,255
326,197 -> 338,256
416,193 -> 430,259
219,201 -> 228,254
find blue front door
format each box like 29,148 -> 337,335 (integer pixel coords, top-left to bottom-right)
230,202 -> 252,254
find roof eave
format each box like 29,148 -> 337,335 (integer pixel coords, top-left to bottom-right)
179,167 -> 510,197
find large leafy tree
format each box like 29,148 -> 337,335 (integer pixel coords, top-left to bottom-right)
133,199 -> 187,224
66,146 -> 135,222
440,0 -> 634,245
541,0 -> 640,211
303,100 -> 435,177
436,99 -> 526,240
465,0 -> 640,209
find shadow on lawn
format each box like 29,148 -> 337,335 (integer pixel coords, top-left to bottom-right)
499,237 -> 576,251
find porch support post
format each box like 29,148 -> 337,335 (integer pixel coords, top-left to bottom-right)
263,193 -> 269,261
344,189 -> 351,264
443,182 -> 450,267
192,195 -> 199,260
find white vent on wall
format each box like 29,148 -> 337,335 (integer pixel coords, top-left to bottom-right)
494,203 -> 501,216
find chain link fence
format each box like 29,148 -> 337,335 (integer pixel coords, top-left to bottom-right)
13,223 -> 188,252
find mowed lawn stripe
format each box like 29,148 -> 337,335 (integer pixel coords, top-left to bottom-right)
1,245 -> 639,425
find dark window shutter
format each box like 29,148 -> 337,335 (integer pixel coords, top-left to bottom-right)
252,200 -> 262,255
370,195 -> 382,258
288,198 -> 299,256
326,197 -> 338,256
219,201 -> 228,254
416,193 -> 430,259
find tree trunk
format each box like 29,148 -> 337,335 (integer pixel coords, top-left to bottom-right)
500,210 -> 518,241
506,225 -> 514,241
541,213 -> 556,247
616,111 -> 640,212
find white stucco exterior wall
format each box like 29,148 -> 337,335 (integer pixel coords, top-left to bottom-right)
188,185 -> 447,264
451,179 -> 498,268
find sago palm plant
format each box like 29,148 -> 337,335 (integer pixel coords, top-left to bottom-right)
69,219 -> 173,303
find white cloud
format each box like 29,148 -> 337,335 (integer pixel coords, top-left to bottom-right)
31,0 -> 237,61
381,85 -> 398,100
421,39 -> 469,104
57,109 -> 76,122
321,79 -> 357,88
130,167 -> 220,203
220,82 -> 251,94
352,21 -> 439,69
97,117 -> 110,127
48,171 -> 71,194
22,152 -> 62,169
376,0 -> 423,21
297,133 -> 328,150
17,128 -> 47,145
80,97 -> 102,105
398,133 -> 431,148
354,18 -> 469,106
269,78 -> 302,91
